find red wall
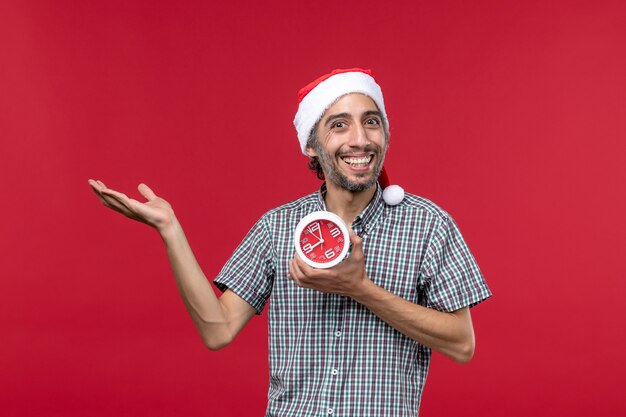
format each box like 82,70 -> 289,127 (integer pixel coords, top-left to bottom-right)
2,1 -> 625,416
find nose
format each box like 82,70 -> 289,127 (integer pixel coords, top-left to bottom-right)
348,123 -> 368,148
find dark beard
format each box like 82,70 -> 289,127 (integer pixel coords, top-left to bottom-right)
315,143 -> 384,192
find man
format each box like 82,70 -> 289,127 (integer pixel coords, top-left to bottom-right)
89,68 -> 491,416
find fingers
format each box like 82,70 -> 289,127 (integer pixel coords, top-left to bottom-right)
100,192 -> 134,216
288,256 -> 302,284
138,183 -> 157,201
88,180 -> 109,206
88,180 -> 114,207
89,179 -> 155,202
349,228 -> 363,253
88,179 -> 138,218
88,179 -> 101,194
88,179 -> 108,190
289,254 -> 312,288
88,179 -> 103,193
100,187 -> 131,206
88,179 -> 110,194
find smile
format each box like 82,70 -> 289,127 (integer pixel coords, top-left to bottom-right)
340,155 -> 373,167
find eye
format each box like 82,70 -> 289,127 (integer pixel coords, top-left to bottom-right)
331,121 -> 346,129
365,118 -> 381,126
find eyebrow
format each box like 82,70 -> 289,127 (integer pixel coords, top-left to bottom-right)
363,110 -> 383,119
323,110 -> 383,127
324,112 -> 350,127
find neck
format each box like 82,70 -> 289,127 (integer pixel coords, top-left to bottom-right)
324,181 -> 377,226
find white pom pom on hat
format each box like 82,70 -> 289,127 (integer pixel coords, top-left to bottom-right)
294,68 -> 404,206
379,166 -> 405,206
382,184 -> 405,206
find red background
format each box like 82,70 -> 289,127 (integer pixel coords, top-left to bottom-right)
2,1 -> 625,416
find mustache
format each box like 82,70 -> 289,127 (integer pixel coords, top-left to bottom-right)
336,144 -> 382,156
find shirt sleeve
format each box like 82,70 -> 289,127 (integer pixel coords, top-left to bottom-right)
421,215 -> 491,312
214,215 -> 276,314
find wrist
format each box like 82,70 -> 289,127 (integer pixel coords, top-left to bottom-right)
157,215 -> 182,241
350,276 -> 377,303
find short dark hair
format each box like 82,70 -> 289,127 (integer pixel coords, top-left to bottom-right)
306,123 -> 325,180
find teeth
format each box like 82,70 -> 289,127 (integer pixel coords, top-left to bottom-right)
342,156 -> 372,166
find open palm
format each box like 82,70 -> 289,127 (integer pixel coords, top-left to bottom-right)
88,179 -> 175,232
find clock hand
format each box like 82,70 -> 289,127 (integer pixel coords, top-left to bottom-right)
314,221 -> 324,242
315,222 -> 324,243
308,240 -> 323,250
307,222 -> 323,243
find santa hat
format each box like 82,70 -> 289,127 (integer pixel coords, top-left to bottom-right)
293,68 -> 404,206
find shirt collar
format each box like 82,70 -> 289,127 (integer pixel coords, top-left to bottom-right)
358,184 -> 385,229
315,182 -> 385,234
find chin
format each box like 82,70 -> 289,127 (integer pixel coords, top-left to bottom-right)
334,174 -> 378,193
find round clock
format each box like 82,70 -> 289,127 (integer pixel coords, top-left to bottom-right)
294,211 -> 350,269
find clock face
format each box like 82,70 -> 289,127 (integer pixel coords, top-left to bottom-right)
294,211 -> 350,269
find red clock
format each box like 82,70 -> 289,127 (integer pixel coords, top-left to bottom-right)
294,211 -> 350,268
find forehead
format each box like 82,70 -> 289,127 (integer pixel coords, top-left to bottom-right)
321,93 -> 379,119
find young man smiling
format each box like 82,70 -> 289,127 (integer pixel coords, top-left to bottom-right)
307,92 -> 387,194
89,68 -> 491,416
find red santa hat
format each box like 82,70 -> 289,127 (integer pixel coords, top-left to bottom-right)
293,68 -> 404,206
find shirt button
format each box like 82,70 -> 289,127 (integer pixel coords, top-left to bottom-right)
331,368 -> 338,376
335,331 -> 342,337
327,408 -> 334,415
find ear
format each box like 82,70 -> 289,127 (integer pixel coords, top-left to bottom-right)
305,146 -> 318,157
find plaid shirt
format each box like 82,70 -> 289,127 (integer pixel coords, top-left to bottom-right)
215,184 -> 491,416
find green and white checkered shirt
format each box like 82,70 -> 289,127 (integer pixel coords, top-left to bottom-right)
215,184 -> 491,416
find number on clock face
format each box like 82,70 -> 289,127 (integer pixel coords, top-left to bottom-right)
298,219 -> 345,263
307,222 -> 320,235
294,211 -> 350,269
302,243 -> 312,254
